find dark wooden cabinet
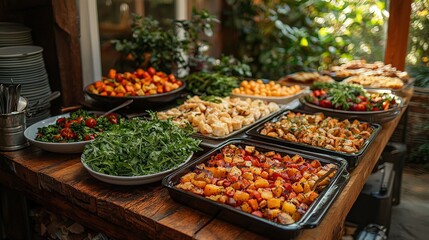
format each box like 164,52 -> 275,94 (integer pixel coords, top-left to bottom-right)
0,0 -> 83,113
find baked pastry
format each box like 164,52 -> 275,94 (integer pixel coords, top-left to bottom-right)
343,75 -> 404,89
279,72 -> 334,83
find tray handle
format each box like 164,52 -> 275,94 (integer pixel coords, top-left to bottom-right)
299,170 -> 349,228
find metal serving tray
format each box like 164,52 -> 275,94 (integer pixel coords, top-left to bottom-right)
162,138 -> 349,239
159,101 -> 287,148
246,109 -> 382,170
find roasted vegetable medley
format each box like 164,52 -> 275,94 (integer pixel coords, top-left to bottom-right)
35,110 -> 120,143
87,67 -> 183,97
176,144 -> 337,225
304,82 -> 399,111
260,112 -> 374,153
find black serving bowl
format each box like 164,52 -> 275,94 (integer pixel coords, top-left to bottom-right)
84,82 -> 186,108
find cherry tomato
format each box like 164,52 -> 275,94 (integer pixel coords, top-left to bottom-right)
319,99 -> 333,108
84,134 -> 95,141
106,114 -> 118,124
313,90 -> 322,97
56,117 -> 66,127
357,95 -> 367,102
355,103 -> 366,111
147,67 -> 156,76
85,118 -> 97,128
60,128 -> 75,139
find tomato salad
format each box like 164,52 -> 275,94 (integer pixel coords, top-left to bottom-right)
304,82 -> 399,111
35,110 -> 120,143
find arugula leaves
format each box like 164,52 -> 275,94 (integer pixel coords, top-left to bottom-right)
82,112 -> 201,176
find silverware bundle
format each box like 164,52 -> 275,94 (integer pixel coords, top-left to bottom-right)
0,82 -> 21,114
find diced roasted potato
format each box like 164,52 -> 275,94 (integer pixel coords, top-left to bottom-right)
267,198 -> 282,209
241,202 -> 252,213
282,201 -> 297,215
255,179 -> 269,188
204,184 -> 224,196
180,172 -> 196,183
233,190 -> 250,202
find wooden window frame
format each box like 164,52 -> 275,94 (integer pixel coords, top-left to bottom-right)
384,0 -> 412,71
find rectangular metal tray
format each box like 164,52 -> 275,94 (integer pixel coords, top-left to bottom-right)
163,138 -> 349,239
245,109 -> 382,170
197,101 -> 300,148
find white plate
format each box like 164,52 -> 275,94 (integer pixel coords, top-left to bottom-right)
24,113 -> 92,154
231,86 -> 309,104
81,154 -> 193,185
0,45 -> 43,58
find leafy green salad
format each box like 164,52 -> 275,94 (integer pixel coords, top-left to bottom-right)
82,112 -> 202,176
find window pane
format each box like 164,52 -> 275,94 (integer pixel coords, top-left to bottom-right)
97,0 -> 175,75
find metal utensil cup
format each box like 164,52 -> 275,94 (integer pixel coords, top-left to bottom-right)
0,96 -> 29,151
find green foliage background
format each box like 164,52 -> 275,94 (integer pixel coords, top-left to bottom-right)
223,0 -> 388,79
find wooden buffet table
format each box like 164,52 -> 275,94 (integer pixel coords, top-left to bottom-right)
0,106 -> 407,240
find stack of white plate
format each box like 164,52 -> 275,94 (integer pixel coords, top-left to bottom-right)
0,45 -> 52,125
0,23 -> 33,47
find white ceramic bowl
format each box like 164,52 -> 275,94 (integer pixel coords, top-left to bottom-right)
24,112 -> 100,154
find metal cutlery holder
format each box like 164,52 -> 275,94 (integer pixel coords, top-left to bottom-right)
0,97 -> 29,151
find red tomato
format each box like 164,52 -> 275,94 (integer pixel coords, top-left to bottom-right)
313,90 -> 322,97
357,95 -> 367,102
84,134 -> 95,141
319,99 -> 333,108
56,117 -> 66,127
60,128 -> 75,139
85,118 -> 97,128
147,67 -> 156,76
355,103 -> 366,111
106,114 -> 118,124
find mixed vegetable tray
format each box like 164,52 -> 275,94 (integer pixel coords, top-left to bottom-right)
163,139 -> 349,239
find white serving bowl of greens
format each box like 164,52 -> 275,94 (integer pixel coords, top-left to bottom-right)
81,113 -> 201,185
81,154 -> 193,185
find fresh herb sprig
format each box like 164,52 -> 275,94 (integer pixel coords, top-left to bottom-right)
82,112 -> 201,176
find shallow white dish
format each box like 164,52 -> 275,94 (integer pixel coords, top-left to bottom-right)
231,86 -> 309,104
81,154 -> 193,185
24,112 -> 94,154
